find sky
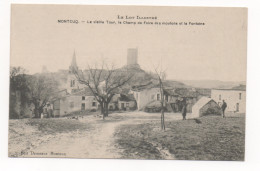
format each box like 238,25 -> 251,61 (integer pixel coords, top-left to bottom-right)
10,5 -> 247,82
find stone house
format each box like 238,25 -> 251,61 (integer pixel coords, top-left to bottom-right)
211,85 -> 246,113
51,88 -> 137,117
131,83 -> 202,113
130,83 -> 162,110
52,87 -> 99,117
118,94 -> 136,110
192,97 -> 222,118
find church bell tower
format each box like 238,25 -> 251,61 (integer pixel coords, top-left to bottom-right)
67,50 -> 80,94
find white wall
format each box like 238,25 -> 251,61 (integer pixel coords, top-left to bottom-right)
59,95 -> 98,116
211,89 -> 246,113
132,88 -> 161,110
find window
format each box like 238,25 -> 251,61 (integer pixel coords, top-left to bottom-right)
219,95 -> 221,100
239,93 -> 242,100
82,96 -> 85,100
151,95 -> 155,100
126,103 -> 129,107
70,102 -> 74,108
157,94 -> 160,101
92,102 -> 96,107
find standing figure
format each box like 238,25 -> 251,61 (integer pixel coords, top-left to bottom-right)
40,112 -> 44,119
221,100 -> 227,118
182,101 -> 187,120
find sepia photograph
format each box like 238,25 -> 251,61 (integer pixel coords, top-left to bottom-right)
8,4 -> 247,161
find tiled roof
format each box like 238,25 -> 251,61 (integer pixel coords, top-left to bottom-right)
174,88 -> 200,98
118,94 -> 136,102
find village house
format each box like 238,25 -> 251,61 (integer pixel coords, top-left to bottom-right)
52,87 -> 99,117
118,94 -> 136,110
211,85 -> 246,113
130,83 -> 162,110
51,89 -> 136,117
130,82 -> 202,113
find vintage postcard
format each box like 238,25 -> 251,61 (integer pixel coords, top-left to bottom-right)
9,4 -> 247,160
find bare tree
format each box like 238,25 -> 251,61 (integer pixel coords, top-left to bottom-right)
10,66 -> 26,79
26,74 -> 58,118
74,63 -> 134,119
154,66 -> 167,131
10,66 -> 28,91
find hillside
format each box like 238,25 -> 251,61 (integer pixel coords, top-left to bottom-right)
177,80 -> 246,89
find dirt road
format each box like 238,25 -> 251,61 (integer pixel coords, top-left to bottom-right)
9,112 -> 187,159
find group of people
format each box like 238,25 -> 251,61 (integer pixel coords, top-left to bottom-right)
181,99 -> 227,120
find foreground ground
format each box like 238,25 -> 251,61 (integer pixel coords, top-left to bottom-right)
8,111 -> 245,160
115,113 -> 245,160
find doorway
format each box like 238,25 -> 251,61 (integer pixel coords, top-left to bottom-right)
236,103 -> 239,112
81,103 -> 85,110
121,103 -> 125,109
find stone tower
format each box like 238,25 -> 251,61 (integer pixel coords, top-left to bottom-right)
127,48 -> 138,66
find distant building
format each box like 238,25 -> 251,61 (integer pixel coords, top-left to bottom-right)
211,85 -> 246,113
127,48 -> 138,66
